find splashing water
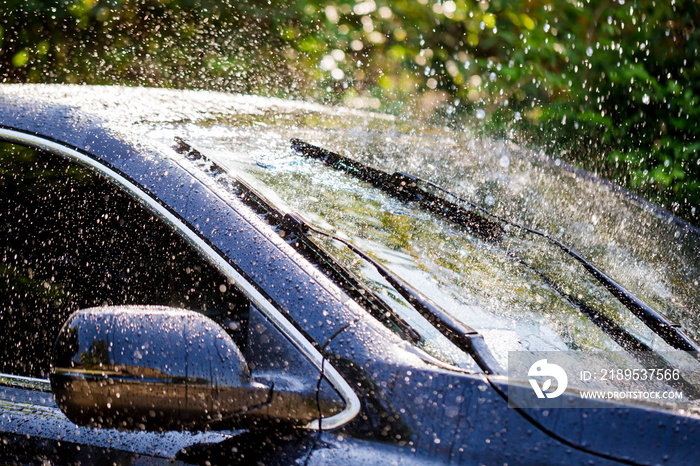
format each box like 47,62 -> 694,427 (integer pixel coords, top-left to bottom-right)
6,85 -> 698,370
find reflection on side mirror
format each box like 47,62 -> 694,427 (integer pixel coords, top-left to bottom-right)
50,305 -> 341,432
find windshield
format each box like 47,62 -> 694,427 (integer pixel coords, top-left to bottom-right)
144,108 -> 700,396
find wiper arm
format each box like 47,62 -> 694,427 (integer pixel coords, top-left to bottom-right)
290,139 -> 504,242
280,213 -> 504,376
290,139 -> 700,357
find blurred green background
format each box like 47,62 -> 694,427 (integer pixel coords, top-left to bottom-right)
1,0 -> 698,224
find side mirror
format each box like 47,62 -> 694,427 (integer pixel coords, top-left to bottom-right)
50,306 -> 342,431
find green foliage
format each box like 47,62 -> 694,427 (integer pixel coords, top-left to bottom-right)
1,0 -> 698,222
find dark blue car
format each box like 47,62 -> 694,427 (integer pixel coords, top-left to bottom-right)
1,84 -> 699,464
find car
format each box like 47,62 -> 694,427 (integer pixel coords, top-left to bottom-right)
0,83 -> 699,465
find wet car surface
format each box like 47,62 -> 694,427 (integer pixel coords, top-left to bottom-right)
0,84 -> 699,464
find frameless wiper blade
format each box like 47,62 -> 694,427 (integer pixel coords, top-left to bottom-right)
235,181 -> 423,343
290,139 -> 700,358
290,138 -> 505,242
280,213 -> 504,376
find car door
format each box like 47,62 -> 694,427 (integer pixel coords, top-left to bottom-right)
0,137 -> 354,463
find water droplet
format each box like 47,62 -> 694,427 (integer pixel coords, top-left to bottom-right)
642,94 -> 650,105
476,109 -> 486,119
320,55 -> 336,71
331,49 -> 345,62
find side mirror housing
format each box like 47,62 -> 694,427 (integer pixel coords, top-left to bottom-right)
50,306 -> 341,431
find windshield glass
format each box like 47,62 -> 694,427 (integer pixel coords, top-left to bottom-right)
144,107 -> 700,395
